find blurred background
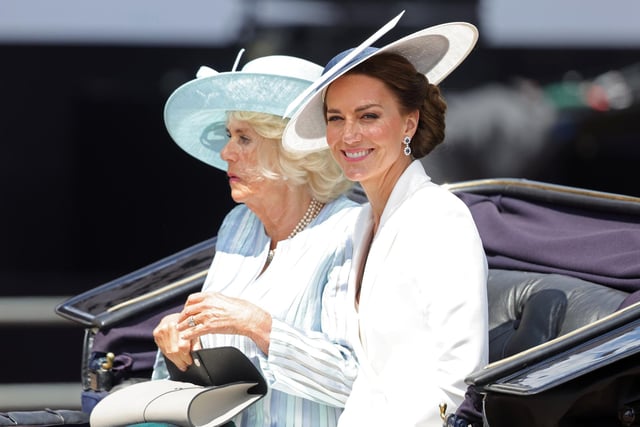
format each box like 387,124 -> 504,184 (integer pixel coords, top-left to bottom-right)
1,0 -> 639,409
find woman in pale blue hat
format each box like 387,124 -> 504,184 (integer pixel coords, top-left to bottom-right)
151,53 -> 362,426
284,15 -> 489,427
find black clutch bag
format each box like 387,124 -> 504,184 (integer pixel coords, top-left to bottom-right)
90,347 -> 267,427
165,346 -> 267,395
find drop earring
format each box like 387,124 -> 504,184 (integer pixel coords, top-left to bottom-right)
403,136 -> 412,156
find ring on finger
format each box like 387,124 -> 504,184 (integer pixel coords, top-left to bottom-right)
188,315 -> 197,328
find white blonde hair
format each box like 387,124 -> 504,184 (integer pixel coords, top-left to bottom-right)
228,111 -> 353,202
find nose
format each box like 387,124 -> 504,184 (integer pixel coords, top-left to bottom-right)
220,139 -> 234,163
341,119 -> 361,144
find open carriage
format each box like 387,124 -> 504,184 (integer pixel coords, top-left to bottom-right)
11,177 -> 638,427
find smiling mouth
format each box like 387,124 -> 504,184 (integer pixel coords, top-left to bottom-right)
344,149 -> 372,160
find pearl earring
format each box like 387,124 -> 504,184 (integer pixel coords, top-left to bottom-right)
403,136 -> 411,156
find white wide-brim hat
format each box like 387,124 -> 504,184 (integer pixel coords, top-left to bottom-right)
282,19 -> 479,153
164,55 -> 323,171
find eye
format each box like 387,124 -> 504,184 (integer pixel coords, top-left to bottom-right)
362,112 -> 379,120
239,135 -> 252,145
326,114 -> 343,122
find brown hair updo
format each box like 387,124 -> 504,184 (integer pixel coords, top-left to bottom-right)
344,52 -> 447,159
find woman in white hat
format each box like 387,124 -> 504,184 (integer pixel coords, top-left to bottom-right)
152,54 -> 362,426
283,21 -> 489,426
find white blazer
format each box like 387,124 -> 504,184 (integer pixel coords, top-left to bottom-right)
338,161 -> 489,427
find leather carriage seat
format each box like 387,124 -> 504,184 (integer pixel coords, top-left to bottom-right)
486,269 -> 628,362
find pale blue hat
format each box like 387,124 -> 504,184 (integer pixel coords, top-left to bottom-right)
164,54 -> 323,170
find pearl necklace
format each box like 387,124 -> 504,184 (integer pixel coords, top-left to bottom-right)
266,198 -> 324,264
287,198 -> 324,239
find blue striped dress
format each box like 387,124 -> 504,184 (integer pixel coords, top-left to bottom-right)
153,194 -> 361,427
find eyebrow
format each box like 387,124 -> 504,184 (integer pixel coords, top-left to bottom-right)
226,126 -> 251,134
326,103 -> 382,114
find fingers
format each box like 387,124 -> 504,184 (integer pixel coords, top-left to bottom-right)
168,337 -> 201,371
180,291 -> 225,319
192,339 -> 203,351
177,313 -> 203,332
182,292 -> 207,312
178,299 -> 221,331
153,313 -> 195,371
178,300 -> 208,323
187,315 -> 198,328
176,292 -> 246,337
153,313 -> 181,349
164,348 -> 193,372
185,292 -> 206,303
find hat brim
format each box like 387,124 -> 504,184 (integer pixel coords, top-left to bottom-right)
164,73 -> 314,171
283,22 -> 479,153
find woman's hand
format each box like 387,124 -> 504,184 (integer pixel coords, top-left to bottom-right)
177,292 -> 273,354
153,312 -> 200,371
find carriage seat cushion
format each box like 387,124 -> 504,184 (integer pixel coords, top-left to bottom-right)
486,269 -> 630,363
